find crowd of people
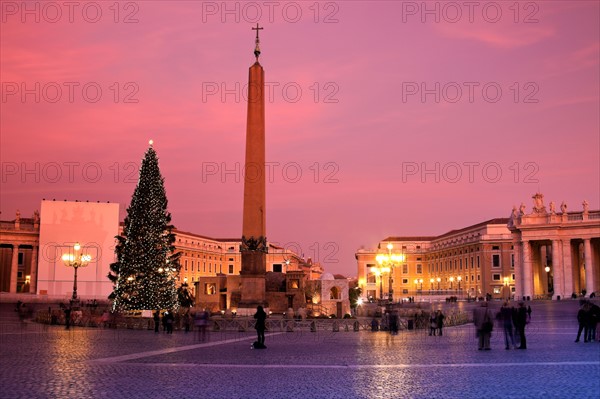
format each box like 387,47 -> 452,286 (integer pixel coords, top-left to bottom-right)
152,309 -> 211,340
575,300 -> 600,343
474,301 -> 530,350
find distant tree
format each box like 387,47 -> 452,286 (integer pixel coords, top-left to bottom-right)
177,282 -> 195,308
108,143 -> 180,310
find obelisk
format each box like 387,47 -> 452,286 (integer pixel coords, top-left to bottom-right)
239,24 -> 267,311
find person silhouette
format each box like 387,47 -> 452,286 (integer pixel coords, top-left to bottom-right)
253,306 -> 267,349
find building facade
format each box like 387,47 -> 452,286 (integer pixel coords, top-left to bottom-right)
356,219 -> 515,302
357,194 -> 600,302
509,194 -> 600,300
0,202 -> 323,304
0,211 -> 40,294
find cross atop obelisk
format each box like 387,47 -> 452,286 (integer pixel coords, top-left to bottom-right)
252,23 -> 263,61
239,25 -> 267,312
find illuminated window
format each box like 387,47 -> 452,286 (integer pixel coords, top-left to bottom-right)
288,279 -> 299,290
204,283 -> 216,295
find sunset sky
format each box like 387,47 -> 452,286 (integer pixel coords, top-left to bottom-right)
1,1 -> 599,276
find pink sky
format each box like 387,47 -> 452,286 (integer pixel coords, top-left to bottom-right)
1,1 -> 599,276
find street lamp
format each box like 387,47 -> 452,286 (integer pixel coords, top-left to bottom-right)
545,266 -> 553,296
61,243 -> 91,302
375,243 -> 403,303
503,276 -> 510,300
371,266 -> 387,300
449,276 -> 454,290
457,276 -> 462,294
436,277 -> 441,291
414,278 -> 423,296
430,278 -> 434,295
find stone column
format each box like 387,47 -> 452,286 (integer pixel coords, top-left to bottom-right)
29,245 -> 38,294
562,239 -> 573,296
9,245 -> 19,293
513,241 -> 523,300
584,239 -> 595,296
551,240 -> 563,299
522,241 -> 533,300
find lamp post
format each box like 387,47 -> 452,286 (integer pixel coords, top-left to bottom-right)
414,278 -> 423,297
375,243 -> 403,303
430,278 -> 434,295
371,266 -> 385,300
449,276 -> 454,290
545,266 -> 553,296
503,277 -> 510,300
436,277 -> 441,291
61,243 -> 91,303
457,276 -> 462,295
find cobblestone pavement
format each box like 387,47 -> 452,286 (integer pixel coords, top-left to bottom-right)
1,301 -> 598,399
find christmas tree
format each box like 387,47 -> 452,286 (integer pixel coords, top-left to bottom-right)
108,141 -> 180,310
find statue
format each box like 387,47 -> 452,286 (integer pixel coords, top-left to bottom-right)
519,203 -> 527,216
532,192 -> 546,214
582,200 -> 589,213
33,210 -> 40,224
15,210 -> 21,223
560,201 -> 567,214
549,201 -> 556,215
508,206 -> 519,228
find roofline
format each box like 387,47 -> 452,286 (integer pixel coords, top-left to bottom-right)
382,218 -> 510,243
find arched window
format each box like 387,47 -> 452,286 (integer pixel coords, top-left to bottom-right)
330,286 -> 340,300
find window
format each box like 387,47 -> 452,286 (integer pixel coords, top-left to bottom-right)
229,265 -> 234,274
416,264 -> 422,274
402,264 -> 408,274
492,254 -> 500,267
204,283 -> 216,295
493,287 -> 501,294
330,287 -> 340,300
477,274 -> 481,281
367,273 -> 376,284
477,256 -> 480,268
511,254 -> 515,268
191,261 -> 194,272
402,278 -> 408,284
492,245 -> 500,250
459,259 -> 462,270
492,273 -> 501,281
289,279 -> 299,290
273,263 -> 282,273
184,260 -> 188,271
471,257 -> 474,269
